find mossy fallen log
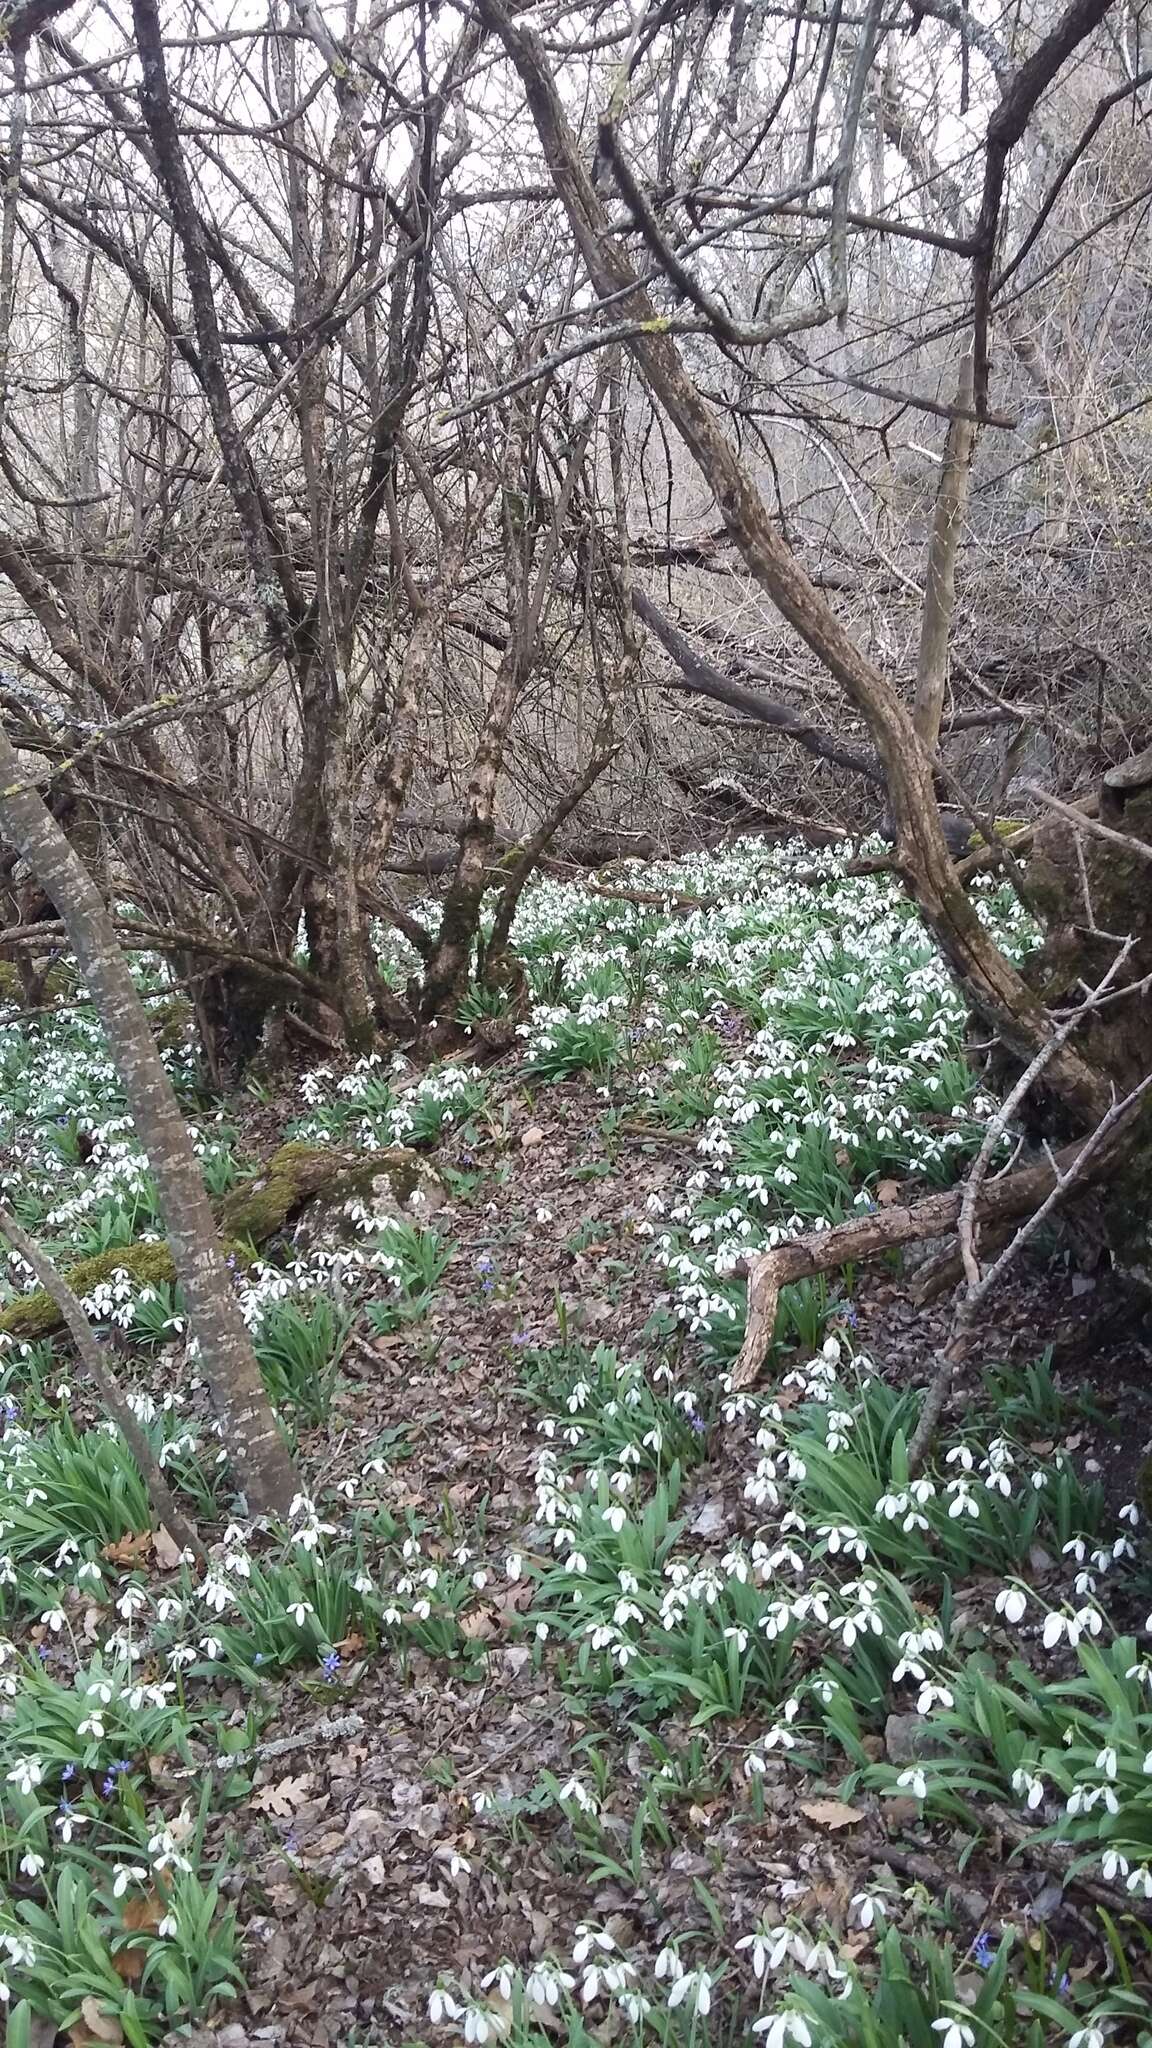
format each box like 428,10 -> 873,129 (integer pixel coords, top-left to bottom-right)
0,1142 -> 441,1341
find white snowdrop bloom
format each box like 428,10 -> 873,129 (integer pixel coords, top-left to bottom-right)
558,1778 -> 597,1814
525,1961 -> 575,2007
896,1766 -> 927,1799
917,1682 -> 953,1715
1011,1768 -> 1046,1811
654,1946 -> 683,1981
7,1756 -> 42,1795
752,2014 -> 813,2046
462,2003 -> 501,2044
1095,1745 -> 1118,1781
1068,2031 -> 1104,2048
851,1891 -> 887,1928
667,1969 -> 712,2015
571,1924 -> 616,1965
427,1988 -> 462,2024
932,2018 -> 976,2048
1102,1849 -> 1130,1880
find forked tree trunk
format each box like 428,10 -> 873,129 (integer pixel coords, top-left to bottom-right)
482,0 -> 1109,1130
0,724 -> 299,1517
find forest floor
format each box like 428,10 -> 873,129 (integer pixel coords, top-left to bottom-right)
0,841 -> 1150,2048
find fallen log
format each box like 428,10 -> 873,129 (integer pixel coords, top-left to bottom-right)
729,1135 -> 1112,1389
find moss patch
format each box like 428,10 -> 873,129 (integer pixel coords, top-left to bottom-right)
0,1240 -> 177,1340
2,1143 -> 440,1341
220,1142 -> 438,1243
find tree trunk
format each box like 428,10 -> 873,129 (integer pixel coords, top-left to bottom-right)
481,0 -> 1109,1129
0,724 -> 299,1517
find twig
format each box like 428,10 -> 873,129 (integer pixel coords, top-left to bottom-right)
1019,782 -> 1152,866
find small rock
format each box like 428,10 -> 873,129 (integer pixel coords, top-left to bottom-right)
884,1712 -> 953,1764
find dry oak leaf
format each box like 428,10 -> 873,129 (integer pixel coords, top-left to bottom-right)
73,1998 -> 124,2044
102,1531 -> 152,1566
250,1772 -> 314,1817
152,1525 -> 184,1571
798,1798 -> 865,1831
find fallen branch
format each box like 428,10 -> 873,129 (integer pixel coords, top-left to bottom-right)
730,1155 -> 1069,1388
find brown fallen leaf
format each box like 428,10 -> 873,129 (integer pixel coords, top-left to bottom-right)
251,1772 -> 314,1817
798,1798 -> 865,1831
78,1997 -> 124,2044
458,1606 -> 498,1641
102,1531 -> 152,1566
875,1178 -> 901,1206
521,1124 -> 545,1148
152,1525 -> 184,1571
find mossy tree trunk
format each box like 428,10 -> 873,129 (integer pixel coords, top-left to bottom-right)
0,723 -> 300,1518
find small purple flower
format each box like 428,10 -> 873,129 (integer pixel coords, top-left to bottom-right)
476,1255 -> 494,1275
971,1931 -> 996,1969
839,1303 -> 859,1328
60,1763 -> 75,1783
100,1776 -> 115,1798
689,1415 -> 707,1435
510,1330 -> 531,1347
321,1650 -> 341,1680
3,1395 -> 18,1420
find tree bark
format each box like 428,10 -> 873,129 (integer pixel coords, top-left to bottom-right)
0,725 -> 299,1516
478,0 -> 1109,1128
0,1203 -> 205,1559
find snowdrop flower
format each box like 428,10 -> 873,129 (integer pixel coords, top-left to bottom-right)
525,1961 -> 574,2007
736,1929 -> 775,1978
427,1987 -> 462,2024
932,2020 -> 975,2048
1068,2030 -> 1104,2048
287,1601 -> 314,1627
18,1851 -> 44,1878
654,1946 -> 683,1982
667,1968 -> 712,2015
995,1586 -> 1027,1625
851,1890 -> 888,1928
571,1924 -> 615,1965
1095,1745 -> 1118,1781
1011,1767 -> 1046,1811
917,1682 -> 953,1715
112,1863 -> 147,1897
558,1778 -> 597,1813
462,2003 -> 500,2043
896,1766 -> 927,1799
752,2014 -> 813,2046
480,1964 -> 515,2000
7,1756 -> 42,1795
